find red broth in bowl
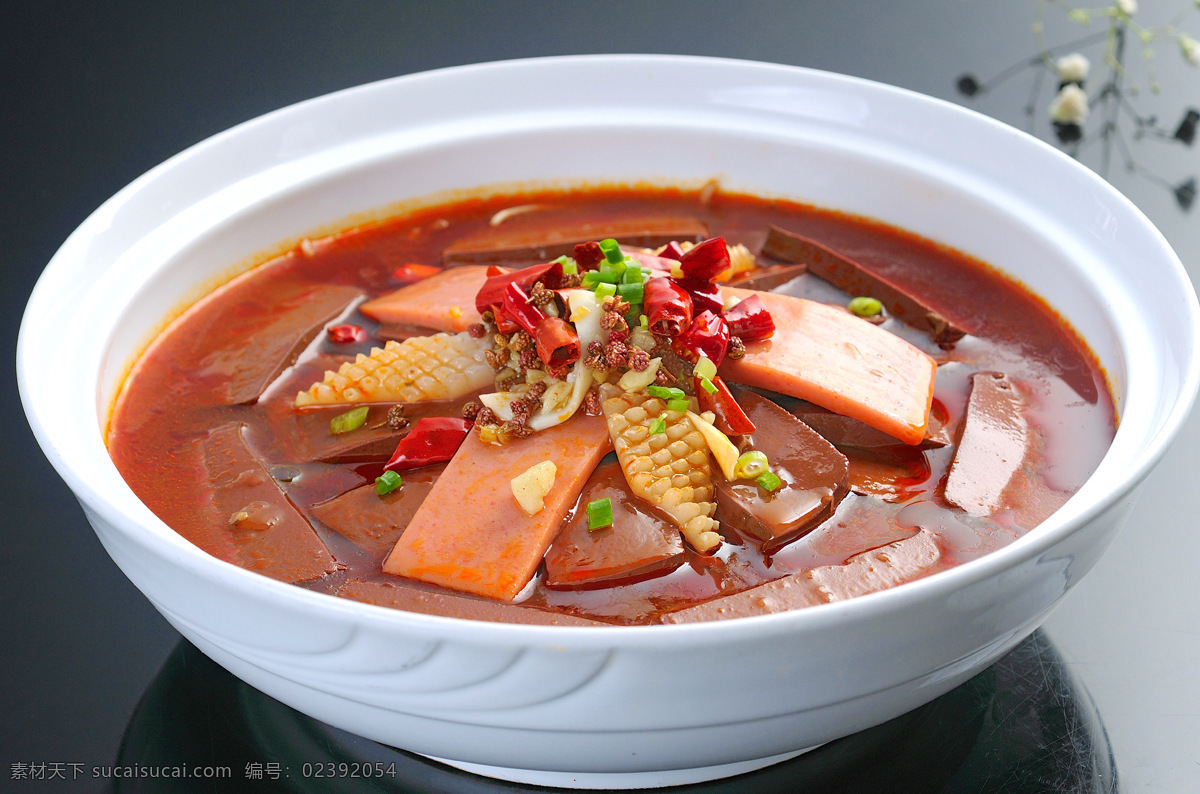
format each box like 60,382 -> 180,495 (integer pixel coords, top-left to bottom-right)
106,187 -> 1115,626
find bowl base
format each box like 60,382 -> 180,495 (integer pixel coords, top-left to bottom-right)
420,745 -> 821,789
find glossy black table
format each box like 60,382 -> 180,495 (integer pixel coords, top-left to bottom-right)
5,3 -> 1197,791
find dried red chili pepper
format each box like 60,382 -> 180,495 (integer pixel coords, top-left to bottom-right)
670,276 -> 723,316
573,241 -> 604,271
679,236 -> 731,281
535,316 -> 581,367
722,293 -> 776,342
383,417 -> 473,472
643,278 -> 693,337
502,282 -> 550,336
672,310 -> 730,367
694,375 -> 756,435
390,263 -> 443,284
474,260 -> 565,316
326,324 -> 369,344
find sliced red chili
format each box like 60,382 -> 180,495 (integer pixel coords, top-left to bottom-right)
694,375 -> 756,435
326,324 -> 369,344
670,276 -> 723,316
383,417 -> 473,472
657,240 -> 687,262
722,293 -> 776,342
390,263 -> 443,284
678,236 -> 731,281
672,310 -> 730,367
502,282 -> 550,336
643,278 -> 693,337
535,316 -> 581,367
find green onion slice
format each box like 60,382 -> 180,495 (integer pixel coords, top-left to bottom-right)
699,376 -> 718,395
693,355 -> 718,381
848,296 -> 883,318
595,282 -> 617,300
598,238 -> 624,264
667,397 -> 691,413
733,450 -> 770,479
756,470 -> 782,493
647,385 -> 685,400
375,470 -> 403,495
330,405 -> 370,435
649,416 -> 667,435
586,497 -> 614,530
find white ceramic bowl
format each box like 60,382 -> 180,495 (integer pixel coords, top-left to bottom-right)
19,55 -> 1200,788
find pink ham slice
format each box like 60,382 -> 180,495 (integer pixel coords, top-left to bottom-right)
358,266 -> 488,333
719,289 -> 937,445
383,415 -> 613,600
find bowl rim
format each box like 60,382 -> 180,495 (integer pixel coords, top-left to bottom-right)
18,53 -> 1200,646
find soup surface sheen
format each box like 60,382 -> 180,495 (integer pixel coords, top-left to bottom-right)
107,187 -> 1114,626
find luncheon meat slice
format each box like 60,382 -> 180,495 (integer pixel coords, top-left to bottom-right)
779,394 -> 951,450
713,390 -> 849,552
544,461 -> 685,589
943,372 -> 1032,516
660,529 -> 942,623
761,225 -> 970,345
202,423 -> 338,583
442,216 -> 708,265
383,415 -> 613,600
337,580 -> 610,625
358,266 -> 488,333
719,289 -> 937,445
311,465 -> 445,555
194,281 -> 360,405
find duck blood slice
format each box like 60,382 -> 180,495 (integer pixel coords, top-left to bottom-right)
713,390 -> 849,552
544,461 -> 685,590
660,529 -> 942,623
442,216 -> 708,265
761,225 -> 969,346
358,266 -> 488,333
846,447 -> 934,504
199,282 -> 360,405
260,400 -> 470,464
310,465 -> 444,555
776,393 -> 951,450
338,579 -> 609,626
943,372 -> 1032,517
202,423 -> 338,583
726,263 -> 808,292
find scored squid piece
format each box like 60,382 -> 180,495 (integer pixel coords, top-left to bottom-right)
202,423 -> 338,583
761,224 -> 970,345
660,529 -> 943,623
599,385 -> 722,554
719,288 -> 937,445
713,389 -> 849,552
441,216 -> 709,265
383,415 -> 613,600
358,265 -> 488,333
294,332 -> 493,406
544,460 -> 686,590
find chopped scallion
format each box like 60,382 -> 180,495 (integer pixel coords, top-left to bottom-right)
598,238 -> 624,264
647,385 -> 686,400
620,266 -> 644,284
586,497 -> 614,530
639,314 -> 649,330
617,282 -> 644,304
699,376 -> 718,395
595,282 -> 617,300
667,398 -> 691,413
733,450 -> 770,479
375,470 -> 403,495
693,355 -> 718,381
582,270 -> 619,287
756,470 -> 782,493
330,405 -> 370,435
551,254 -> 578,275
649,416 -> 667,435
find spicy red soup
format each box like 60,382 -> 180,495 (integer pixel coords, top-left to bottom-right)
107,187 -> 1114,626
